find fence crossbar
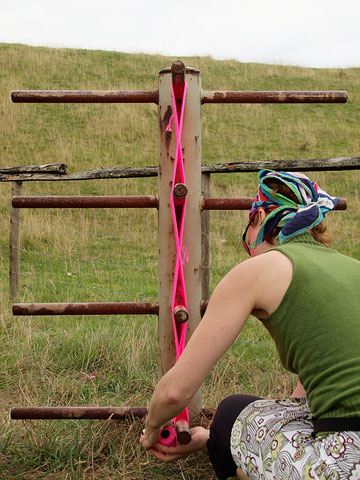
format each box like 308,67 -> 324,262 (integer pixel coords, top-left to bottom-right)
201,90 -> 348,104
12,195 -> 158,209
10,406 -> 215,420
202,197 -> 347,210
3,157 -> 359,183
11,90 -> 159,104
11,406 -> 148,419
12,302 -> 159,316
11,196 -> 348,210
11,90 -> 347,105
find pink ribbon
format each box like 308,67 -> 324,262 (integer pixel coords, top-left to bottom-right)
169,80 -> 189,426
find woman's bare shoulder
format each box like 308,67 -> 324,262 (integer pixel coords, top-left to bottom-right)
239,249 -> 292,276
235,250 -> 293,318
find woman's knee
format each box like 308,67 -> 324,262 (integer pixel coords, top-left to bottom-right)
214,393 -> 262,424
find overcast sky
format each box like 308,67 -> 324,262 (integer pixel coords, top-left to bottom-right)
1,0 -> 360,69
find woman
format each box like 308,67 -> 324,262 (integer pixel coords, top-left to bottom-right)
140,170 -> 360,480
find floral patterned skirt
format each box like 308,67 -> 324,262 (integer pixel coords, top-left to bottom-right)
230,397 -> 360,480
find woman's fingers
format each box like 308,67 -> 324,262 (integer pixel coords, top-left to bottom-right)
140,427 -> 162,450
148,447 -> 185,463
143,426 -> 210,463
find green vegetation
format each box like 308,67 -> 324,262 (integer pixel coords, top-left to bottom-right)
0,43 -> 359,478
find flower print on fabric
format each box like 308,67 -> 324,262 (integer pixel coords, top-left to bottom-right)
230,398 -> 360,480
324,434 -> 347,459
350,464 -> 360,480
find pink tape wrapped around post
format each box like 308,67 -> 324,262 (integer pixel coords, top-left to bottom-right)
170,79 -> 190,434
158,79 -> 191,446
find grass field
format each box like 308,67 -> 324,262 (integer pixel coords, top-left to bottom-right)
0,43 -> 359,479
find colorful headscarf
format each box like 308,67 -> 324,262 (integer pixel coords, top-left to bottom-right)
248,169 -> 339,248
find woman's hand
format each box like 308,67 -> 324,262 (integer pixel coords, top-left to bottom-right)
142,426 -> 210,463
140,424 -> 163,450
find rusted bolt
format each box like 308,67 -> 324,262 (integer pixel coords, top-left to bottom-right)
173,183 -> 188,204
173,305 -> 189,323
175,419 -> 192,444
171,60 -> 185,75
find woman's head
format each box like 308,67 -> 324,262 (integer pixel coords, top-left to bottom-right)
242,170 -> 339,255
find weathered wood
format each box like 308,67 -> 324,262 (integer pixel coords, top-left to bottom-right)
0,166 -> 158,182
0,163 -> 66,175
201,157 -> 360,173
10,182 -> 22,300
201,173 -> 210,301
1,157 -> 359,182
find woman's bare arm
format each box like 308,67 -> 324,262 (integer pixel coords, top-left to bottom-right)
141,251 -> 293,449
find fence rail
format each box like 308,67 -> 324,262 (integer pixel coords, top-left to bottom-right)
201,90 -> 348,104
12,89 -> 348,105
13,302 -> 159,316
12,195 -> 158,209
2,157 -> 359,182
11,90 -> 159,104
10,406 -> 215,420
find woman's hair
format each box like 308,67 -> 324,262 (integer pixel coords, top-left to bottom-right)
262,178 -> 332,247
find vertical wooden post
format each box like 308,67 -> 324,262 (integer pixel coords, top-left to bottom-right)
182,68 -> 202,418
157,65 -> 202,418
201,173 -> 210,301
158,68 -> 178,376
10,181 -> 22,300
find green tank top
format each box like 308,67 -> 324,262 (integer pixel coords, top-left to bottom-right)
262,233 -> 360,419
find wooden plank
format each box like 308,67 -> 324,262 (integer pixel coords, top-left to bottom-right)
201,156 -> 360,173
0,163 -> 66,175
201,173 -> 210,301
1,157 -> 359,182
0,166 -> 158,182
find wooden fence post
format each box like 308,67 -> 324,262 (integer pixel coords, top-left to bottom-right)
157,65 -> 202,419
158,67 -> 178,377
182,68 -> 202,418
201,173 -> 210,302
10,181 -> 22,300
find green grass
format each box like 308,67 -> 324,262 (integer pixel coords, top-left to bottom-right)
0,42 -> 359,478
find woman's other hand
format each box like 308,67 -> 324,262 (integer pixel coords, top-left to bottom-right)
144,426 -> 210,463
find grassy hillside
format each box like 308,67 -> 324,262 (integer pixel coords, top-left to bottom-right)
0,43 -> 359,479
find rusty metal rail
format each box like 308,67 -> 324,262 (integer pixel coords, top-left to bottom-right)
10,406 -> 215,420
202,197 -> 253,210
12,196 -> 347,210
11,406 -> 148,420
202,197 -> 347,210
13,302 -> 159,316
201,91 -> 348,104
12,90 -> 348,106
12,196 -> 158,209
11,90 -> 159,104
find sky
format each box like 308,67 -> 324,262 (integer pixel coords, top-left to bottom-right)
1,0 -> 360,69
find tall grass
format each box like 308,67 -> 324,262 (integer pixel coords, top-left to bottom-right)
0,43 -> 359,478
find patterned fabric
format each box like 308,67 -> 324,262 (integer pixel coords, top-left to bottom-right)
248,170 -> 339,249
230,398 -> 360,480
